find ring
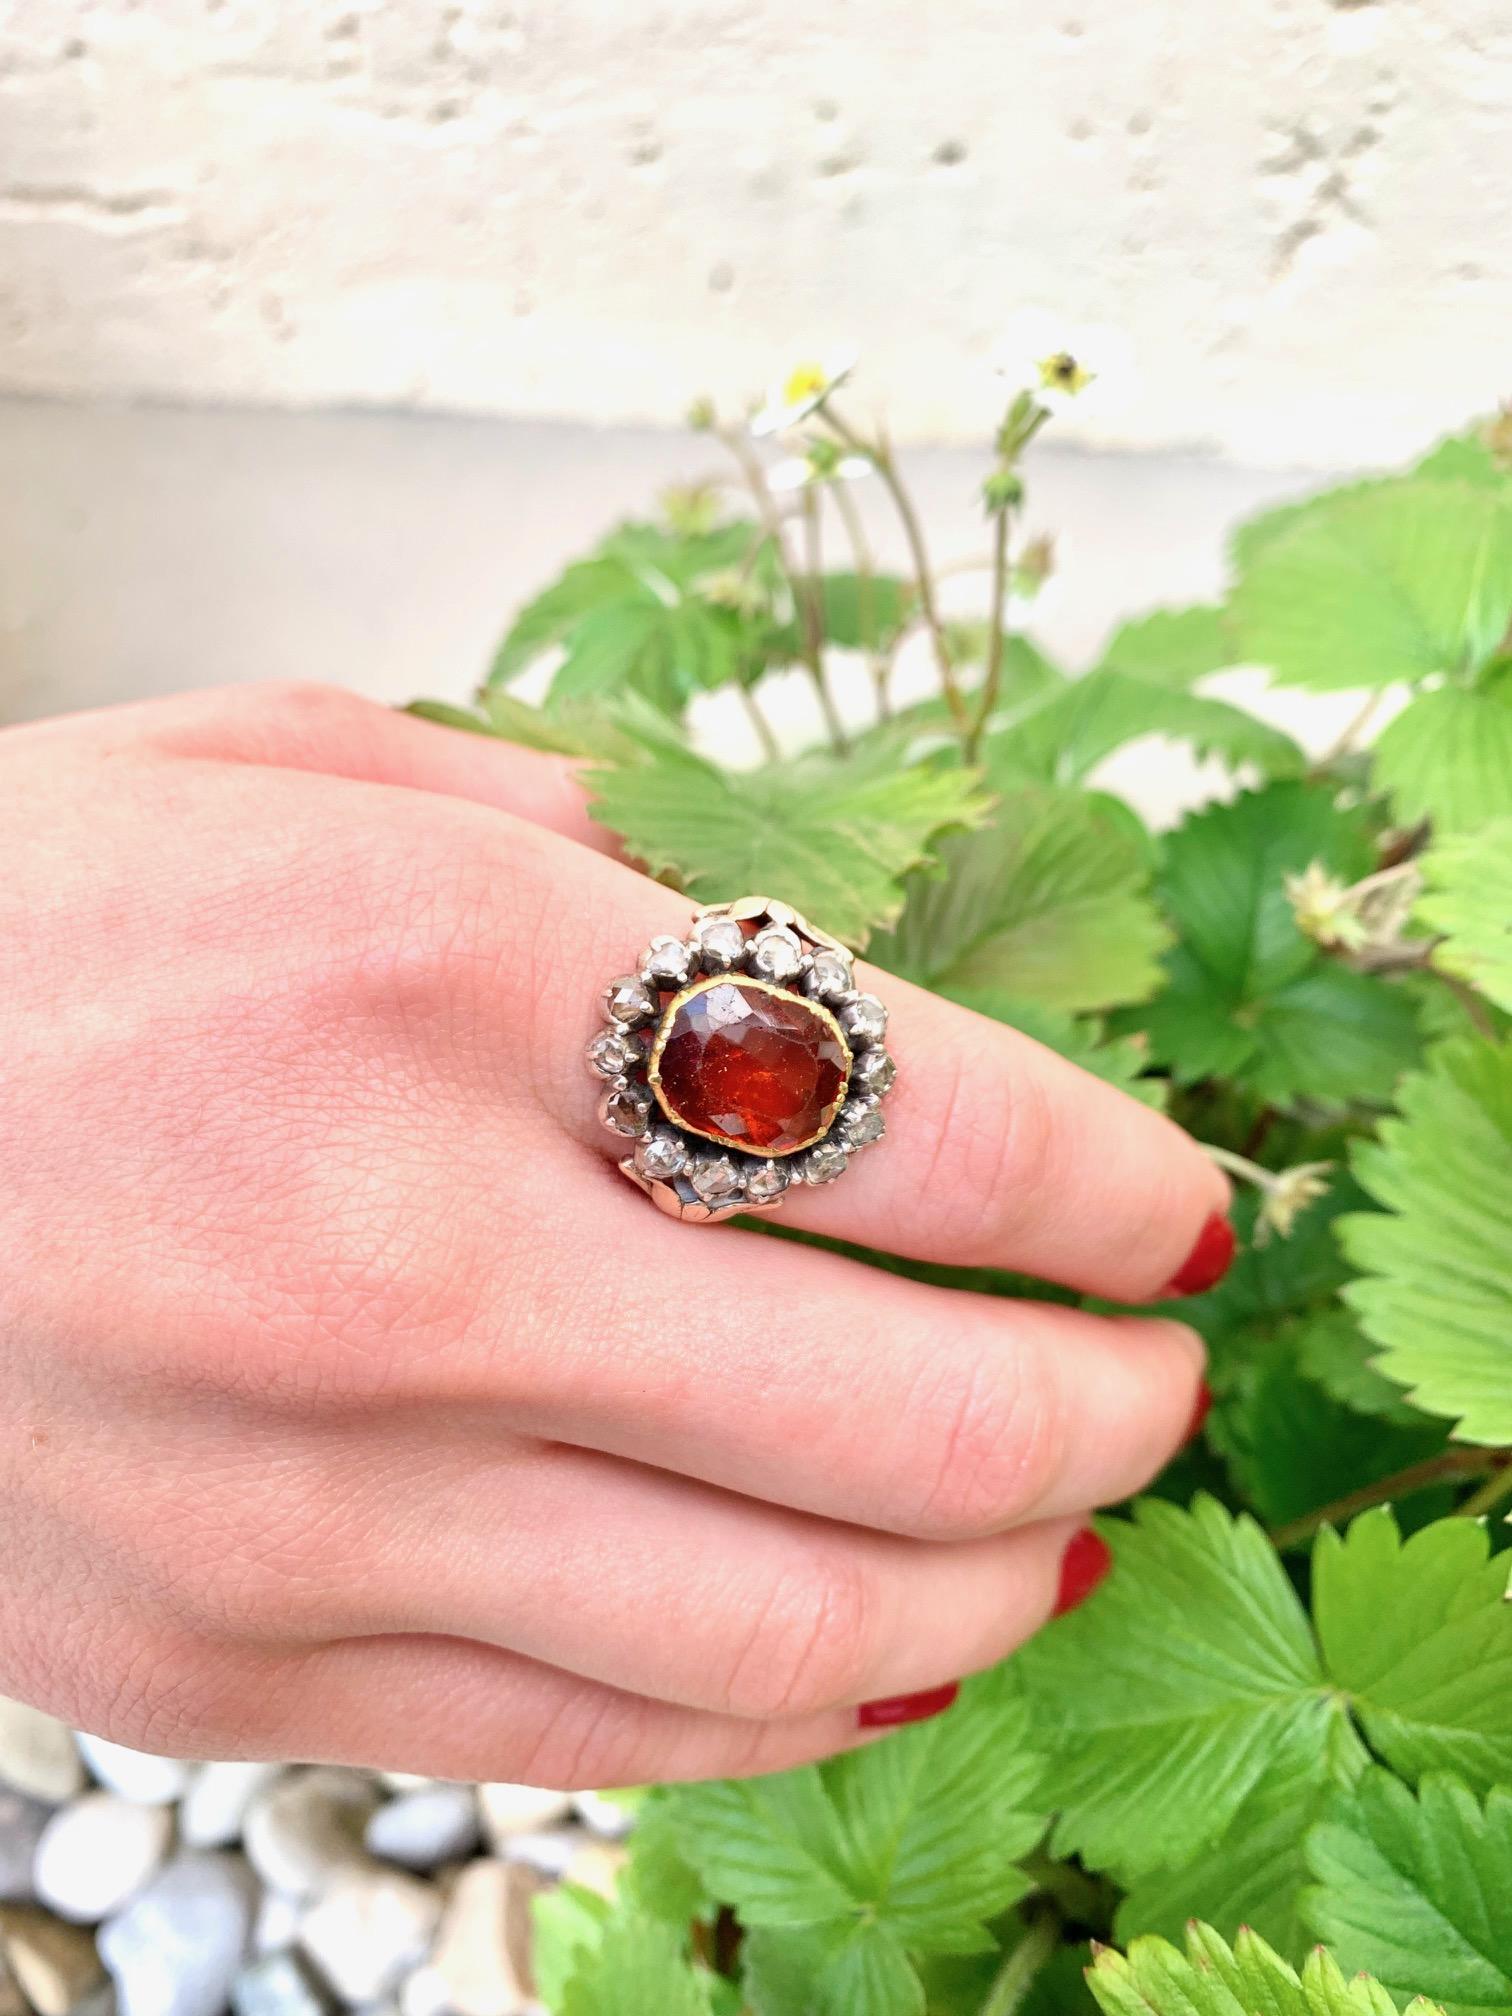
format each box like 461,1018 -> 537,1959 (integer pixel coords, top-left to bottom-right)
587,896 -> 896,1223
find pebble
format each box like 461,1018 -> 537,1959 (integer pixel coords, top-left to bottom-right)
99,1853 -> 257,2016
75,1737 -> 191,1808
0,1699 -> 85,1805
0,1902 -> 106,2016
244,1771 -> 379,1899
476,1786 -> 571,1850
251,1890 -> 303,1959
407,1861 -> 532,2016
564,1843 -> 623,1902
571,1792 -> 634,1841
232,1951 -> 335,2016
364,1786 -> 479,1872
494,1832 -> 578,1882
298,1870 -> 441,2004
181,1763 -> 284,1850
34,1792 -> 173,1924
0,1789 -> 51,1902
0,1952 -> 22,2016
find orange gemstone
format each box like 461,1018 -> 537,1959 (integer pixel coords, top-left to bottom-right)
651,979 -> 850,1154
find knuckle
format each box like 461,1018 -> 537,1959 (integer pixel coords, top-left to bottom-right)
88,1629 -> 263,1761
721,1550 -> 876,1721
905,1339 -> 1067,1539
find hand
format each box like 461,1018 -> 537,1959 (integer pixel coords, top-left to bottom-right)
0,684 -> 1223,1786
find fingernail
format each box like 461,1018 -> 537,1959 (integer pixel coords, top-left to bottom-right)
857,1681 -> 960,1730
1160,1211 -> 1237,1298
1054,1527 -> 1112,1617
1184,1379 -> 1214,1446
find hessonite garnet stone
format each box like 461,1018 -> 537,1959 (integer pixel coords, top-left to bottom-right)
651,977 -> 850,1154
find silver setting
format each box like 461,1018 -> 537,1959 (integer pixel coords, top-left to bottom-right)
588,895 -> 897,1224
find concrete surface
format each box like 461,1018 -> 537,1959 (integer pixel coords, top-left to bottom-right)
0,1 -> 1508,465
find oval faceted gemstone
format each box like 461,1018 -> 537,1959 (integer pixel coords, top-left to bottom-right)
651,978 -> 851,1155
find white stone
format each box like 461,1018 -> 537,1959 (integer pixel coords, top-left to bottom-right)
0,1904 -> 104,2016
476,1785 -> 571,1850
297,1870 -> 441,2004
181,1763 -> 284,1850
365,1784 -> 479,1871
74,1735 -> 191,1807
230,1951 -> 335,2016
244,1769 -> 378,1899
565,1842 -> 624,1901
0,1699 -> 84,1805
408,1860 -> 531,2016
98,1853 -> 257,2016
33,1793 -> 173,1924
251,1889 -> 303,1959
493,1831 -> 578,1882
571,1792 -> 635,1841
0,1791 -> 50,1903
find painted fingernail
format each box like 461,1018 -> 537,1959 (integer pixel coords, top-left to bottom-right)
1184,1379 -> 1214,1446
1160,1211 -> 1237,1298
1054,1527 -> 1112,1617
857,1681 -> 960,1730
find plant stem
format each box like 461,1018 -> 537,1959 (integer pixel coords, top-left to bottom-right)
715,424 -> 845,755
981,1910 -> 1061,2016
1199,1143 -> 1279,1190
1268,1447 -> 1505,1552
1313,690 -> 1387,772
966,504 -> 1012,761
737,683 -> 782,763
829,475 -> 889,721
1458,1461 -> 1512,1522
822,403 -> 969,733
802,485 -> 850,753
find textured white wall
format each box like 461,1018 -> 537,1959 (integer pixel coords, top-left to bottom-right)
1,0 -> 1508,463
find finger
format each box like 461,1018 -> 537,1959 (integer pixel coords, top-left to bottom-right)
435,1198 -> 1206,1540
205,1634 -> 900,1786
138,680 -> 614,852
523,848 -> 1231,1300
289,1438 -> 1084,1719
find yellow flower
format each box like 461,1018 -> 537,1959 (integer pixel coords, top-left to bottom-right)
1256,1162 -> 1335,1243
1038,351 -> 1094,397
750,347 -> 858,438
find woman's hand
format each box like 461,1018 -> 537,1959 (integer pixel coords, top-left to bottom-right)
0,684 -> 1225,1786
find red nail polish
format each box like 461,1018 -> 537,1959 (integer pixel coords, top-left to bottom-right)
1184,1379 -> 1213,1446
1054,1528 -> 1112,1617
857,1681 -> 960,1730
1160,1211 -> 1237,1298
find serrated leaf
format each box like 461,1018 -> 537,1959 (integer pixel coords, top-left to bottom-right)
1305,1770 -> 1512,2016
587,743 -> 992,947
870,786 -> 1169,1013
1098,605 -> 1236,688
1117,1745 -> 1357,1962
802,572 -> 913,652
985,668 -> 1304,788
1011,1496 -> 1350,1876
1131,782 -> 1421,1104
672,1672 -> 1043,2016
1414,432 -> 1510,487
1087,1923 -> 1434,2016
1418,820 -> 1512,1011
1313,1511 -> 1512,1792
1372,670 -> 1512,834
1340,1039 -> 1512,1443
531,1883 -> 613,2014
1295,1308 -> 1426,1427
559,1909 -> 713,2016
742,1924 -> 921,2016
1229,480 -> 1512,691
942,991 -> 1166,1108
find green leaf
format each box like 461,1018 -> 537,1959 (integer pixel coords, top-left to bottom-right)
1229,480 -> 1512,691
871,786 -> 1170,1013
1117,1749 -> 1355,1962
1373,669 -> 1512,834
1295,1308 -> 1426,1427
1419,820 -> 1512,1011
587,743 -> 992,947
1340,1038 -> 1512,1443
986,668 -> 1304,788
1087,1923 -> 1438,2016
1098,605 -> 1236,688
559,1910 -> 713,2016
1213,1330 -> 1447,1532
804,573 -> 912,652
1011,1496 -> 1355,1876
1305,1771 -> 1512,2016
1414,432 -> 1510,487
742,1924 -> 921,2016
1313,1511 -> 1512,1793
532,1883 -> 613,2014
1132,782 -> 1421,1103
943,992 -> 1166,1108
672,1671 -> 1043,2016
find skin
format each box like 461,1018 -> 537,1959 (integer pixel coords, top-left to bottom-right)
0,684 -> 1223,1787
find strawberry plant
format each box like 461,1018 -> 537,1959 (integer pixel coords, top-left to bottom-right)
416,353 -> 1512,2016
